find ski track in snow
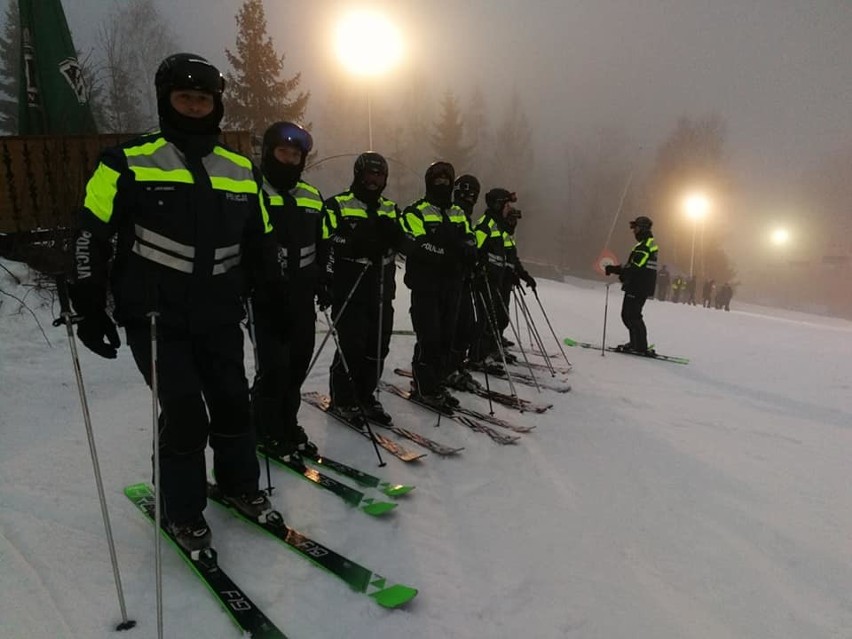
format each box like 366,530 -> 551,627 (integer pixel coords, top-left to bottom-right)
3,262 -> 852,638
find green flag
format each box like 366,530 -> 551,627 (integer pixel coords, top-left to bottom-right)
17,0 -> 97,134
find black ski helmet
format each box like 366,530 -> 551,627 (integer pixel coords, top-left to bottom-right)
425,161 -> 455,187
262,121 -> 313,161
485,187 -> 517,211
629,215 -> 653,231
155,53 -> 224,102
353,152 -> 389,179
454,174 -> 481,200
155,53 -> 224,133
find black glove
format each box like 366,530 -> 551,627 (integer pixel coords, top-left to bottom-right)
604,264 -> 616,275
316,279 -> 332,312
376,216 -> 402,251
76,307 -> 121,359
520,272 -> 536,290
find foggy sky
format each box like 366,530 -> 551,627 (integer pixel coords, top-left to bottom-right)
63,0 -> 852,221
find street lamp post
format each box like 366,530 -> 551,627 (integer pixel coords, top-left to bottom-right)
683,193 -> 711,277
334,11 -> 404,151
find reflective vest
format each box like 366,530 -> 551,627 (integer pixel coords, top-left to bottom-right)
474,215 -> 515,269
81,132 -> 270,324
323,192 -> 399,266
263,179 -> 323,271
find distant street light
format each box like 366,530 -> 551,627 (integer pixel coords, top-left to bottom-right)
771,227 -> 791,246
334,10 -> 404,150
682,192 -> 711,277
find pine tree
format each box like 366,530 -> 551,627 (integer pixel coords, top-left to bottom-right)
0,0 -> 20,134
490,90 -> 534,191
224,0 -> 309,134
463,85 -> 491,180
429,91 -> 471,171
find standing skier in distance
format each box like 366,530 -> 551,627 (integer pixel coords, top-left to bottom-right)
604,215 -> 659,356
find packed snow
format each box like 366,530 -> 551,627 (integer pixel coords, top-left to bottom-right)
2,258 -> 852,639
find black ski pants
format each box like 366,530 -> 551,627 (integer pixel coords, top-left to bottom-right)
329,260 -> 395,407
448,277 -> 476,372
252,285 -> 316,443
410,281 -> 462,396
126,322 -> 258,525
621,293 -> 649,350
469,268 -> 504,362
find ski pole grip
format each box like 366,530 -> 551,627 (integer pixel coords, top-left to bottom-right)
53,275 -> 77,327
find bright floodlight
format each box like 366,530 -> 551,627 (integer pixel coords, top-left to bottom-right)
771,228 -> 790,246
335,11 -> 403,77
683,193 -> 711,220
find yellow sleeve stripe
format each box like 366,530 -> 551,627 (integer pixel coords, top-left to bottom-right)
83,162 -> 121,223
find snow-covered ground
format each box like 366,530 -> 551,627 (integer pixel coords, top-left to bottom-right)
2,258 -> 852,639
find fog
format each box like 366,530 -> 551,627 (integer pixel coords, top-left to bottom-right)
62,0 -> 852,315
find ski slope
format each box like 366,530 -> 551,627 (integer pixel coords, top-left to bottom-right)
2,259 -> 852,639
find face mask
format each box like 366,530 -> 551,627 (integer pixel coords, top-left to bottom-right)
263,160 -> 303,191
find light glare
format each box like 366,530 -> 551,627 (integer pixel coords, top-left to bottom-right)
683,193 -> 711,220
335,11 -> 403,77
771,228 -> 790,246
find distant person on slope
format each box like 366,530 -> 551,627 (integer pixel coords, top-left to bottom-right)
604,215 -> 659,356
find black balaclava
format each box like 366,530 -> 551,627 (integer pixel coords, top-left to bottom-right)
155,53 -> 224,158
351,152 -> 388,205
424,161 -> 455,208
453,174 -> 481,217
260,122 -> 313,192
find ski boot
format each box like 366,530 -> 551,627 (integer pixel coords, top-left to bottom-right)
168,515 -> 212,553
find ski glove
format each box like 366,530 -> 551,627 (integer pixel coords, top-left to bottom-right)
520,272 -> 537,290
77,309 -> 121,359
604,264 -> 617,275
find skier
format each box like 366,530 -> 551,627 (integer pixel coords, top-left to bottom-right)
69,53 -> 278,551
322,152 -> 402,424
469,188 -> 522,366
685,275 -> 698,305
717,282 -> 734,311
702,279 -> 715,308
446,174 -> 482,392
400,161 -> 476,409
251,121 -> 324,458
671,274 -> 685,303
604,215 -> 659,355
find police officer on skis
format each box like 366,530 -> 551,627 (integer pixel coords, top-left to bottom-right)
251,121 -> 324,458
469,188 -> 517,366
401,162 -> 477,410
446,174 -> 482,392
70,53 -> 278,552
604,215 -> 659,355
322,152 -> 402,424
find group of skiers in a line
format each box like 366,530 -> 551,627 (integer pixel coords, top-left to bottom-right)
66,53 -> 535,552
655,267 -> 734,310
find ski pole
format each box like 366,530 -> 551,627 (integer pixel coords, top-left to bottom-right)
374,257 -> 385,404
601,283 -> 610,357
479,273 -> 519,398
245,299 -> 274,496
492,279 -> 540,393
513,285 -> 556,377
469,281 -> 495,416
146,309 -> 165,639
306,261 -> 370,378
54,278 -> 136,632
530,287 -> 574,369
323,309 -> 386,467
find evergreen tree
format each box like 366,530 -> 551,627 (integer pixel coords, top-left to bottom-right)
490,90 -> 534,192
224,0 -> 309,134
0,0 -> 19,134
463,85 -> 491,180
429,90 -> 471,171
